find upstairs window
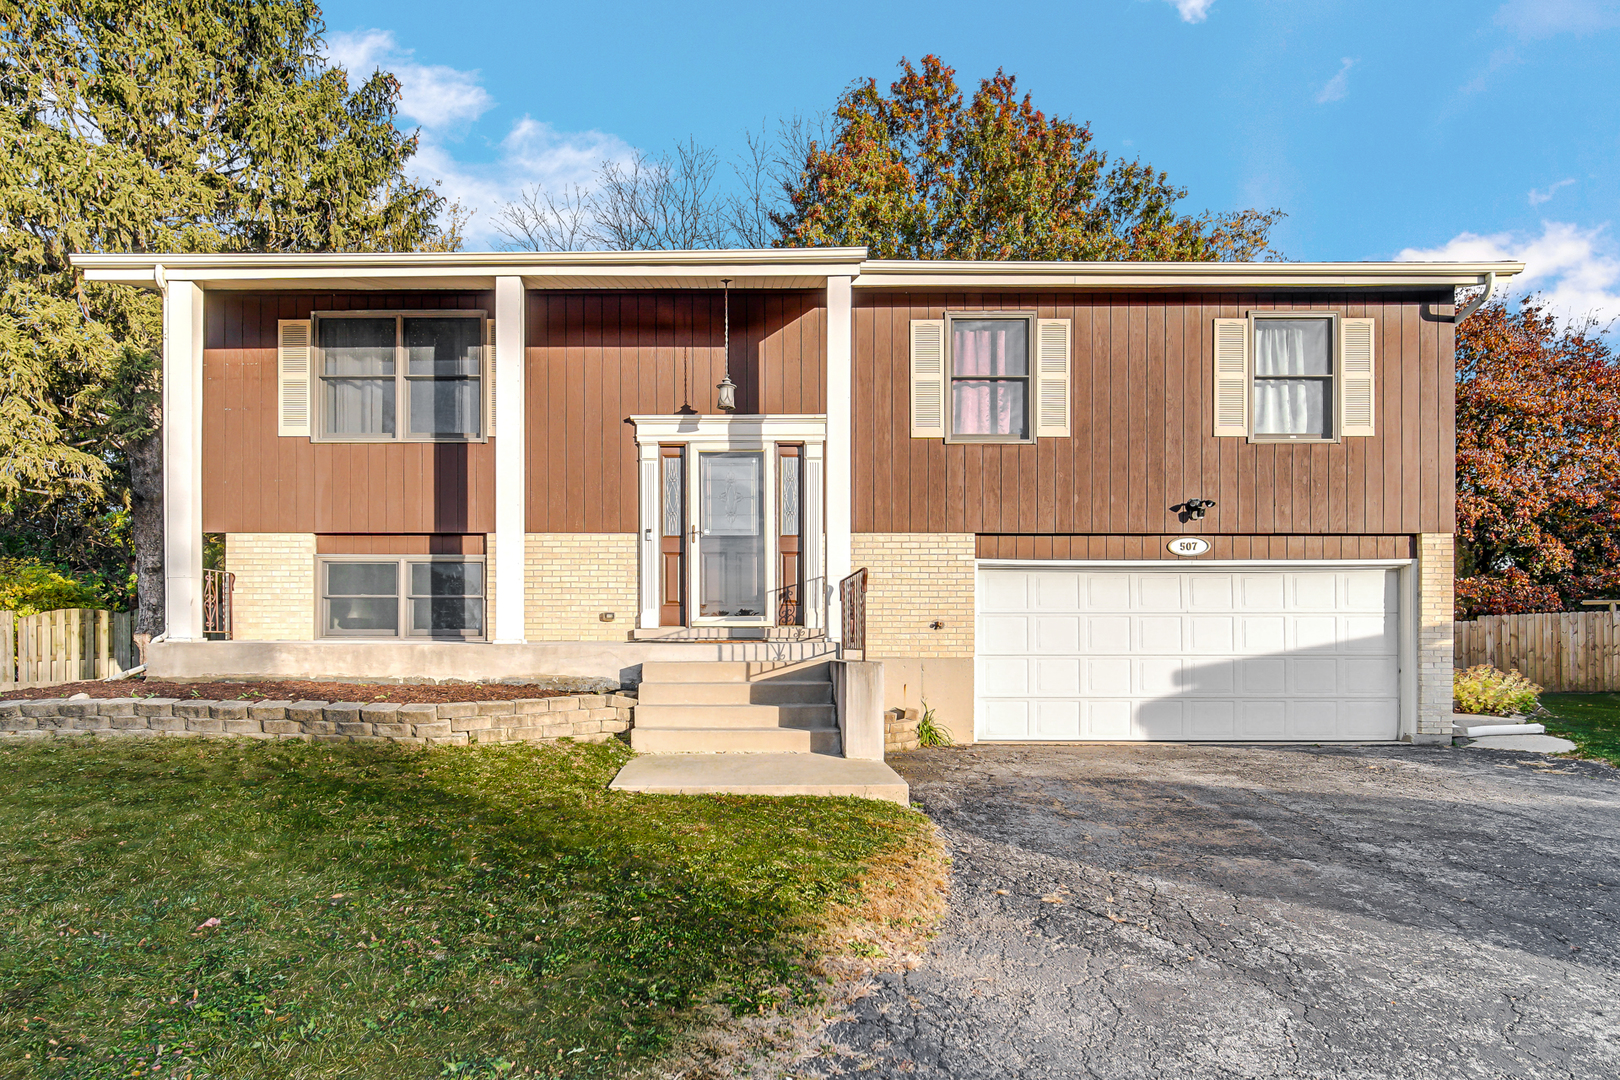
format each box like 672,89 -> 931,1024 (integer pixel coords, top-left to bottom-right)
315,313 -> 484,441
1250,314 -> 1335,440
947,314 -> 1034,442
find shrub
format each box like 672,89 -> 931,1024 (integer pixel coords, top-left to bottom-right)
916,701 -> 953,747
1454,664 -> 1542,717
0,558 -> 105,616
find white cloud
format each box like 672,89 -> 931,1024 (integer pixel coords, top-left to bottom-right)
1314,58 -> 1356,104
1494,0 -> 1620,39
1165,0 -> 1215,23
326,28 -> 493,129
408,117 -> 636,249
1528,178 -> 1576,206
1398,221 -> 1620,327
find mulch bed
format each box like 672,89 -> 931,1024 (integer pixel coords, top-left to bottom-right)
0,678 -> 575,704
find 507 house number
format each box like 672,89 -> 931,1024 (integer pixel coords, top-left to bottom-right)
1168,537 -> 1211,557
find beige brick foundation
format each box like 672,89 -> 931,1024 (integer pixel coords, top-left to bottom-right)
1415,533 -> 1455,742
851,533 -> 976,658
851,533 -> 977,743
524,534 -> 639,641
224,533 -> 316,641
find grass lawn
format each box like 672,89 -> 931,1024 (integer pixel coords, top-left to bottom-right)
0,738 -> 942,1079
1539,693 -> 1620,768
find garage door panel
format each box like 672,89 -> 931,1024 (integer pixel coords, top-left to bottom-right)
1033,616 -> 1080,653
1138,616 -> 1183,652
1035,658 -> 1081,694
1239,657 -> 1287,693
982,699 -> 1030,739
1085,700 -> 1132,739
1137,575 -> 1183,611
1034,700 -> 1081,739
978,567 -> 1402,743
1136,700 -> 1184,739
1086,616 -> 1133,652
982,657 -> 1029,696
1087,658 -> 1131,695
1238,702 -> 1288,739
980,616 -> 1030,653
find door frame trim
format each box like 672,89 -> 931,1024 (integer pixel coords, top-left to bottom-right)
633,415 -> 826,631
973,558 -> 1417,744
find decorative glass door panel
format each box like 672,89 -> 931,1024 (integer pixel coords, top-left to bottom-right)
698,452 -> 765,619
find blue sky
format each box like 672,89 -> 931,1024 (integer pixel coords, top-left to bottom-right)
322,0 -> 1620,322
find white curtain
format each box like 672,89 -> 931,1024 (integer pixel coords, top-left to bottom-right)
1253,320 -> 1331,437
952,320 -> 1028,436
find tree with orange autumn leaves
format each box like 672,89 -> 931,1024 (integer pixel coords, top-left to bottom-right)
776,55 -> 1282,261
1455,298 -> 1620,616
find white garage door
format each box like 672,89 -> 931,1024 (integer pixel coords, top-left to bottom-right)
977,566 -> 1402,742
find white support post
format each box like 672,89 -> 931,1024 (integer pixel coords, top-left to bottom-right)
825,274 -> 853,639
163,281 -> 205,641
493,276 -> 527,643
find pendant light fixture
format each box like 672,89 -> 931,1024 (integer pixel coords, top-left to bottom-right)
715,277 -> 738,412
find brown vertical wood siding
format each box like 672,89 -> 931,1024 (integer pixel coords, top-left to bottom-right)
975,535 -> 1416,561
524,290 -> 827,533
202,291 -> 496,535
853,290 -> 1455,540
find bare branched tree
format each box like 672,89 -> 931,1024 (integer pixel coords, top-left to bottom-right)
495,119 -> 825,252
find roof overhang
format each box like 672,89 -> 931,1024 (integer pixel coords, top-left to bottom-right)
852,259 -> 1523,290
70,248 -> 870,292
69,248 -> 1523,293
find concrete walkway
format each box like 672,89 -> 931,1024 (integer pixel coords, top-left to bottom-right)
608,752 -> 909,804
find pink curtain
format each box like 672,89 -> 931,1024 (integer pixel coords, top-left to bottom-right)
952,321 -> 1027,436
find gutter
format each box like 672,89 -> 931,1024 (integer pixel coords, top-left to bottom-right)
1453,271 -> 1496,324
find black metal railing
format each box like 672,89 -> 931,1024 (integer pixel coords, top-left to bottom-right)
203,568 -> 234,640
838,567 -> 867,660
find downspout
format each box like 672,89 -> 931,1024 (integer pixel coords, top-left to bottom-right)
1453,271 -> 1495,324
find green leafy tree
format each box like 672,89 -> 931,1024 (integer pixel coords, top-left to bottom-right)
777,55 -> 1282,260
0,0 -> 459,636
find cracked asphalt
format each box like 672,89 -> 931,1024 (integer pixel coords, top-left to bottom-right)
810,743 -> 1620,1079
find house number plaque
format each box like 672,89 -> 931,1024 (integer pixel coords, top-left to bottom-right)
1167,537 -> 1211,557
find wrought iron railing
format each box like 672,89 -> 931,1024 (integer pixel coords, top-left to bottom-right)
838,567 -> 867,660
203,568 -> 235,640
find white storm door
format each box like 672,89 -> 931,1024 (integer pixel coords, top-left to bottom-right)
976,565 -> 1402,742
692,451 -> 770,622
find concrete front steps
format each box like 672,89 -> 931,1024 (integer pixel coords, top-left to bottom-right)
630,660 -> 842,755
609,752 -> 909,805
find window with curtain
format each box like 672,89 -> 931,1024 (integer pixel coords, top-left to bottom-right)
318,314 -> 483,440
950,316 -> 1031,440
1252,316 -> 1334,440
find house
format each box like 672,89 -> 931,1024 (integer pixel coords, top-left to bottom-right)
72,248 -> 1521,749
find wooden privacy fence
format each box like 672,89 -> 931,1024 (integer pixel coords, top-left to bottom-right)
0,609 -> 135,691
1454,611 -> 1620,693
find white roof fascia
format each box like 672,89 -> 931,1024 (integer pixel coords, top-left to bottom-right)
70,248 -> 870,291
853,259 -> 1524,289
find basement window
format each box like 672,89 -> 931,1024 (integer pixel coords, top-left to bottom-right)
320,557 -> 485,640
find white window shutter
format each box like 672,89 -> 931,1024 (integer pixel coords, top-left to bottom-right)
910,319 -> 946,438
277,319 -> 311,437
1034,318 -> 1072,438
1339,317 -> 1376,437
1212,318 -> 1249,437
485,318 -> 496,438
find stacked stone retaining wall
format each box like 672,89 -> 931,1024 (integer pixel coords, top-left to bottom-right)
886,707 -> 921,753
0,692 -> 635,746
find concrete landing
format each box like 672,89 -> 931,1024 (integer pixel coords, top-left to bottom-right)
608,753 -> 910,805
1463,734 -> 1577,753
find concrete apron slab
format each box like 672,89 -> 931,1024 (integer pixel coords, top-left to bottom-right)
1462,733 -> 1577,753
608,753 -> 909,805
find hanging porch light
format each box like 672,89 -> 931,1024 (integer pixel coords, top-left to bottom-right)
716,277 -> 737,412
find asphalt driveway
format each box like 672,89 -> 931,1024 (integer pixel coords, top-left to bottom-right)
810,743 -> 1620,1079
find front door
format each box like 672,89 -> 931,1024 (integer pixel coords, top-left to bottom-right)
696,451 -> 766,620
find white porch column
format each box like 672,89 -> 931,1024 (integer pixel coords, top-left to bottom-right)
825,274 -> 853,638
493,276 -> 527,643
163,279 -> 204,641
